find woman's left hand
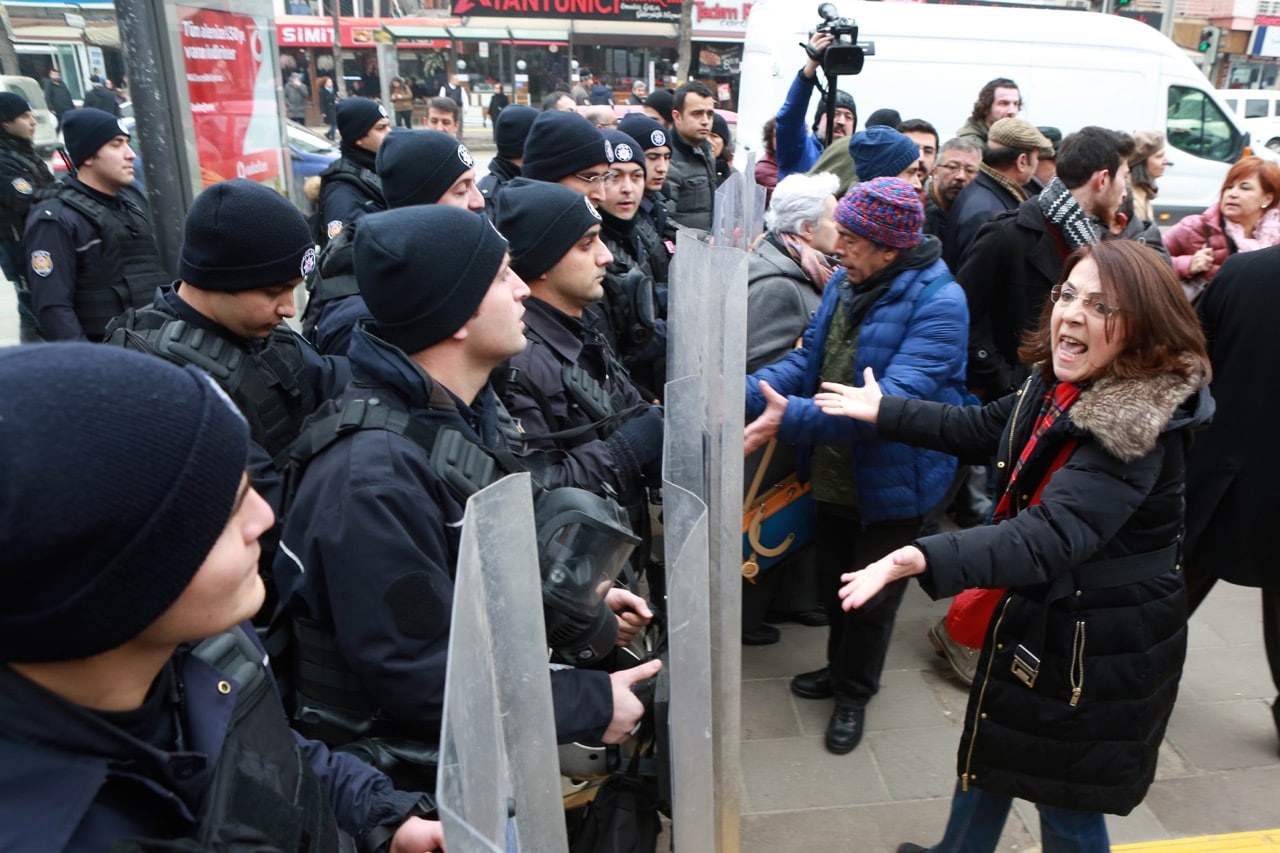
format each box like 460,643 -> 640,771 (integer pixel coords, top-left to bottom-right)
838,545 -> 926,610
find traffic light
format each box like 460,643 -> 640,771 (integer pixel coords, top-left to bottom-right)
1198,26 -> 1221,62
1116,0 -> 1131,6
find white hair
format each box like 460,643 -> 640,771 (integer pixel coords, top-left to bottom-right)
764,172 -> 840,236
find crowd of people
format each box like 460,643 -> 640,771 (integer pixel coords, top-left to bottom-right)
0,31 -> 1277,852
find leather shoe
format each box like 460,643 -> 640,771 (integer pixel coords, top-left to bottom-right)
789,666 -> 832,699
764,608 -> 829,627
825,704 -> 865,754
742,624 -> 780,646
897,845 -> 930,853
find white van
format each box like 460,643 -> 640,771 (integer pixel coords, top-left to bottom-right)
1216,89 -> 1280,155
738,0 -> 1252,220
0,75 -> 59,157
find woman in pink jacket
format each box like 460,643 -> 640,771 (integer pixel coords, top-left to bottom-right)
1163,156 -> 1280,302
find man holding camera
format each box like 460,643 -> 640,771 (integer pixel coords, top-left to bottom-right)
774,31 -> 857,180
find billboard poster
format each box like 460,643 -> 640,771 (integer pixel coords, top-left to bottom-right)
178,6 -> 285,188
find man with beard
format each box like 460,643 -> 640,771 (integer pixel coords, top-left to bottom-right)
923,137 -> 982,241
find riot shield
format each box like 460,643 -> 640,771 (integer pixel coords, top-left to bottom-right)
665,232 -> 749,852
711,153 -> 768,252
437,473 -> 568,853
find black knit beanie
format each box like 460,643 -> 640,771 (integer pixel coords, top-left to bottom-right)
495,177 -> 602,281
617,114 -> 670,152
711,112 -> 731,145
811,90 -> 857,132
63,107 -> 129,166
643,89 -> 674,123
494,105 -> 538,160
377,129 -> 476,209
337,97 -> 388,145
0,344 -> 249,663
0,92 -> 30,123
601,129 -> 645,176
179,179 -> 317,291
355,205 -> 509,353
521,110 -> 609,183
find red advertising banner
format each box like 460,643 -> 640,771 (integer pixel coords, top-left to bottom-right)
179,6 -> 285,188
451,0 -> 681,23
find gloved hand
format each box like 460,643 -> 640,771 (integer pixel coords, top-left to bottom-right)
605,404 -> 664,491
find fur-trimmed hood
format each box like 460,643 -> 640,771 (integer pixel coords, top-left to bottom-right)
1069,357 -> 1213,462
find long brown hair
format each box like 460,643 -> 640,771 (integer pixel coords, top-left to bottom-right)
1019,241 -> 1209,385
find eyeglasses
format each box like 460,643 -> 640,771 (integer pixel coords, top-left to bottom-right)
1050,285 -> 1123,318
937,162 -> 979,176
573,170 -> 618,186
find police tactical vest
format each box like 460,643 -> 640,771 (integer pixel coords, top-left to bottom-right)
110,313 -> 317,461
0,139 -> 54,234
48,185 -> 169,339
111,626 -> 351,853
320,157 -> 383,200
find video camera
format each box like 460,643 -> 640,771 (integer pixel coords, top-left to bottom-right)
810,2 -> 875,76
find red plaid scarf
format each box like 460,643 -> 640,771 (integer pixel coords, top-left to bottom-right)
993,381 -> 1083,519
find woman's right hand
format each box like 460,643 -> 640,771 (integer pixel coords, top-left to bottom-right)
1188,245 -> 1214,276
814,367 -> 883,424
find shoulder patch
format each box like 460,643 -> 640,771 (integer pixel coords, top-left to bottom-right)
11,177 -> 32,195
326,220 -> 343,239
300,246 -> 317,278
30,250 -> 52,277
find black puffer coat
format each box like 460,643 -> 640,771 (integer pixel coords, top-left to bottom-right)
877,362 -> 1211,815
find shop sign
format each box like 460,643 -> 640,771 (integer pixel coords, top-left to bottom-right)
179,6 -> 284,188
692,1 -> 752,37
278,16 -> 445,48
451,0 -> 681,23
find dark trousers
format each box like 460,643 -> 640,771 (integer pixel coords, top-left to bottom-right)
1186,566 -> 1280,722
816,503 -> 921,706
0,239 -> 41,342
395,110 -> 412,128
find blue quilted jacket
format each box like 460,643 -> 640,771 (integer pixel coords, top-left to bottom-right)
745,246 -> 969,524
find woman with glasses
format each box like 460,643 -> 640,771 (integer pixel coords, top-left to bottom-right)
813,240 -> 1211,853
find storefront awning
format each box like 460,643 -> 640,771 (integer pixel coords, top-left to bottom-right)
446,26 -> 510,41
508,27 -> 569,43
383,23 -> 452,40
569,19 -> 678,37
11,24 -> 85,43
82,25 -> 120,48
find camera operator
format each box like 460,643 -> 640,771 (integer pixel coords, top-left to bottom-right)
774,30 -> 856,181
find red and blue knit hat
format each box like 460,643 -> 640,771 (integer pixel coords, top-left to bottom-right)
835,177 -> 924,249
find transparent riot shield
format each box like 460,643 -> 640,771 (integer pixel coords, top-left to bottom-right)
711,154 -> 768,252
665,232 -> 749,852
437,473 -> 568,853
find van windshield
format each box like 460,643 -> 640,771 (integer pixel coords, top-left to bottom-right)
1167,85 -> 1240,162
3,77 -> 45,109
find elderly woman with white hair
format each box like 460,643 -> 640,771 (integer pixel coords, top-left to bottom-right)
741,171 -> 841,645
747,171 -> 840,372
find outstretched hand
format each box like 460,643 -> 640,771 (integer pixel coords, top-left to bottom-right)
838,545 -> 926,611
814,367 -> 883,424
744,380 -> 788,456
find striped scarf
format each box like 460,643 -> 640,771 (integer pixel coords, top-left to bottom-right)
1038,177 -> 1101,251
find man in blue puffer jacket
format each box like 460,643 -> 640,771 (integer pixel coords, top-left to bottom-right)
744,177 -> 968,755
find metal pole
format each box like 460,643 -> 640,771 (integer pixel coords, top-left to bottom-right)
115,0 -> 189,275
1161,0 -> 1176,39
331,0 -> 342,95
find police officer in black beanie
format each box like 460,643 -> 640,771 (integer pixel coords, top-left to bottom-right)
105,179 -> 349,591
0,91 -> 54,342
303,129 -> 485,357
0,344 -> 443,851
618,113 -> 674,287
316,98 -> 391,245
521,109 -> 613,208
24,107 -> 169,341
478,103 -> 537,218
275,205 -> 661,779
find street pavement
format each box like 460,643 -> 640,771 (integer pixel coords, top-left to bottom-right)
2,131 -> 1277,848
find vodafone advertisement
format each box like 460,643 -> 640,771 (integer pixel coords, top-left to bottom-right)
179,7 -> 285,189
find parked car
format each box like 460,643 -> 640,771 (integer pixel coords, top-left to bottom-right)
0,75 -> 59,157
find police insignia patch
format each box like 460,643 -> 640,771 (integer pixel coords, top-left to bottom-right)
326,220 -> 343,239
300,246 -> 317,278
650,129 -> 666,147
584,196 -> 602,221
604,140 -> 614,163
30,250 -> 52,277
11,177 -> 32,195
457,144 -> 474,168
614,143 -> 634,162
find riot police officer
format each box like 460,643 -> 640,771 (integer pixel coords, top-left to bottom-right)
275,206 -> 660,789
317,98 -> 391,243
24,108 -> 169,341
0,91 -> 54,342
0,344 -> 442,851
